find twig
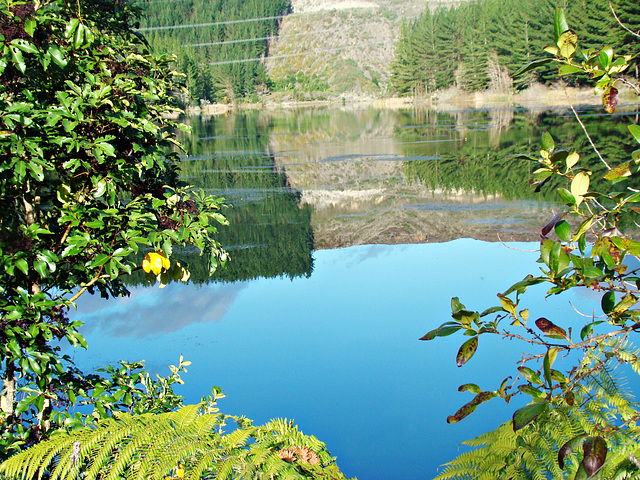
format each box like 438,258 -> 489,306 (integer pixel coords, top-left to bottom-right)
569,104 -> 611,170
610,1 -> 640,39
496,232 -> 538,252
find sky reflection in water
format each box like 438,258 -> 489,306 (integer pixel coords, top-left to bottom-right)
70,239 -> 600,480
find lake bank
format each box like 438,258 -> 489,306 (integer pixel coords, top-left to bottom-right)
184,83 -> 640,116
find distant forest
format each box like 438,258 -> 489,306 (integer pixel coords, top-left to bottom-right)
390,0 -> 640,95
137,0 -> 292,104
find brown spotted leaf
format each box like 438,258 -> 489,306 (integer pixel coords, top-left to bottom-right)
603,86 -> 619,114
447,391 -> 498,424
583,436 -> 607,477
535,317 -> 568,340
456,336 -> 478,367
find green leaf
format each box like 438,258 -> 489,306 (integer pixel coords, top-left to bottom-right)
601,291 -> 616,314
451,297 -> 465,314
554,7 -> 570,44
15,258 -> 28,275
543,347 -> 558,387
557,31 -> 578,59
557,188 -> 576,206
518,366 -> 543,385
458,384 -> 482,394
599,47 -> 613,70
512,402 -> 547,431
558,64 -> 583,75
513,58 -> 552,77
541,131 -> 555,151
558,435 -> 587,469
571,172 -> 590,206
629,124 -> 640,144
555,220 -> 571,242
517,384 -> 544,398
565,152 -> 580,170
456,336 -> 478,367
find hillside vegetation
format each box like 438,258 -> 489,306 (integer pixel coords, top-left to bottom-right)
391,0 -> 640,96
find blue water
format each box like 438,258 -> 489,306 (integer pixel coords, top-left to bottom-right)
68,239 -> 601,480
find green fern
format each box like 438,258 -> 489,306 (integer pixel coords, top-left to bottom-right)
0,404 -> 351,480
435,340 -> 640,480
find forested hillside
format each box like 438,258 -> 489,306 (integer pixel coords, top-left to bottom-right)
137,0 -> 292,104
391,0 -> 640,95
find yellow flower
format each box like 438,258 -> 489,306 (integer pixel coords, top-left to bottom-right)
142,251 -> 170,275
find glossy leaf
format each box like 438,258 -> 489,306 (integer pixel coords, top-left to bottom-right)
630,124 -> 640,144
541,212 -> 569,236
553,7 -> 570,44
513,58 -> 552,77
456,336 -> 478,367
512,402 -> 547,431
558,435 -> 587,469
601,291 -> 616,314
583,436 -> 607,477
555,220 -> 571,242
535,317 -> 568,340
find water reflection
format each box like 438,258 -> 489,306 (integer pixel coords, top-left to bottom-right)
70,106 -> 640,480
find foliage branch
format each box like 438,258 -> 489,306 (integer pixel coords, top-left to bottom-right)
0,0 -> 228,456
423,7 -> 640,478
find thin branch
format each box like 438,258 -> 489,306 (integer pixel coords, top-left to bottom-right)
569,104 -> 611,170
496,232 -> 538,252
610,1 -> 640,40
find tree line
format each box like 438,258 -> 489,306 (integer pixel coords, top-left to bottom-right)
390,0 -> 640,95
138,0 -> 292,104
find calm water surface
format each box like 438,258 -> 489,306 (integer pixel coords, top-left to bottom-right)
69,106 -> 640,480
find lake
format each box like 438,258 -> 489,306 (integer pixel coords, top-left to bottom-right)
68,105 -> 640,480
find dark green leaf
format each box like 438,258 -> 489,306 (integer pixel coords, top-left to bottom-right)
514,58 -> 552,77
558,435 -> 587,469
555,220 -> 571,242
601,291 -> 616,314
458,383 -> 482,394
512,402 -> 547,431
518,366 -> 543,385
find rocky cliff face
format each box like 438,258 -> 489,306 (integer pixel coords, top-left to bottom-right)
264,0 -> 433,98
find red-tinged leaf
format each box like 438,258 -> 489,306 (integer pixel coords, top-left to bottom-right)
512,402 -> 547,431
456,336 -> 478,367
458,383 -> 482,394
565,390 -> 575,406
447,391 -> 498,424
535,317 -> 568,340
602,86 -> 618,114
583,436 -> 607,476
558,435 -> 587,469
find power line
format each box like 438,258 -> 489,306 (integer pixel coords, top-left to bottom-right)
205,40 -> 388,66
136,14 -> 291,32
181,20 -> 391,48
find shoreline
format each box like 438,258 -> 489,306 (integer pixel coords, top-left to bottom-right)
183,84 -> 639,116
